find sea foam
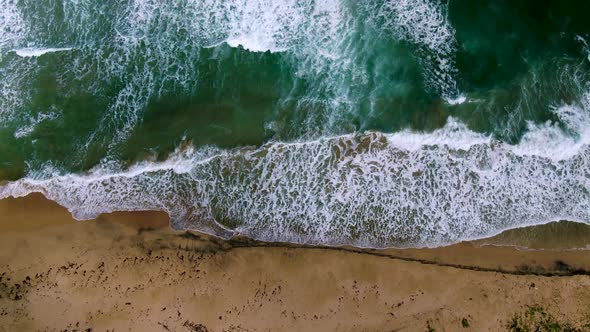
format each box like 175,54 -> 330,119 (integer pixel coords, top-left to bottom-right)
2,1 -> 590,248
2,98 -> 589,248
375,0 -> 459,98
0,0 -> 25,52
1,0 -> 461,151
13,47 -> 73,58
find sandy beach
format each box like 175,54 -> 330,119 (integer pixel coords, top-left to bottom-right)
1,193 -> 589,331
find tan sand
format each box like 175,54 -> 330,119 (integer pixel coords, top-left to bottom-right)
0,193 -> 589,331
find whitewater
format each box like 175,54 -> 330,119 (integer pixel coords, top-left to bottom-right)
2,96 -> 590,247
1,0 -> 590,248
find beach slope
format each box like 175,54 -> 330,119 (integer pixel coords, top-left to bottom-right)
1,194 -> 590,331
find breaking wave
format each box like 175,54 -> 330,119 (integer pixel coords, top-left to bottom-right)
2,94 -> 589,248
1,0 -> 459,146
13,47 -> 73,58
2,0 -> 590,248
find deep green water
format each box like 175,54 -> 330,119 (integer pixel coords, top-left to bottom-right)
1,0 -> 590,247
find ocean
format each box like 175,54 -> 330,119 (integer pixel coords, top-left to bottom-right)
1,0 -> 589,247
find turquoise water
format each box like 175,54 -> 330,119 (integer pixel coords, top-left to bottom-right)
1,0 -> 590,247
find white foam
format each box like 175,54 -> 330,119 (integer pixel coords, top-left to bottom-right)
225,36 -> 288,53
0,0 -> 28,122
377,0 -> 455,51
2,0 -> 590,248
80,0 -> 337,149
376,0 -> 459,98
0,58 -> 29,124
14,111 -> 60,138
2,99 -> 590,248
1,0 -> 463,152
222,0 -> 302,53
446,95 -> 467,105
386,118 -> 491,151
0,0 -> 26,52
576,35 -> 590,62
14,47 -> 73,58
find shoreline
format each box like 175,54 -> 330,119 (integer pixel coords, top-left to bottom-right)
1,194 -> 590,331
0,193 -> 590,275
2,193 -> 590,273
4,192 -> 590,250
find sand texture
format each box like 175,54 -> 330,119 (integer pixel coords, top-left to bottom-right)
1,194 -> 590,331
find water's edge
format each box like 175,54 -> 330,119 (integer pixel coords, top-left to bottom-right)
2,192 -> 589,252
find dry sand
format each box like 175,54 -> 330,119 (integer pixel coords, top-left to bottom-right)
1,193 -> 590,331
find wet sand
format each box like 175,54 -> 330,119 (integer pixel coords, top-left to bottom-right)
1,193 -> 589,331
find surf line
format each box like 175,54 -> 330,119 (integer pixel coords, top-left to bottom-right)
13,47 -> 74,58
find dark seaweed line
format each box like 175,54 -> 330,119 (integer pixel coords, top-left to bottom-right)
178,232 -> 590,277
